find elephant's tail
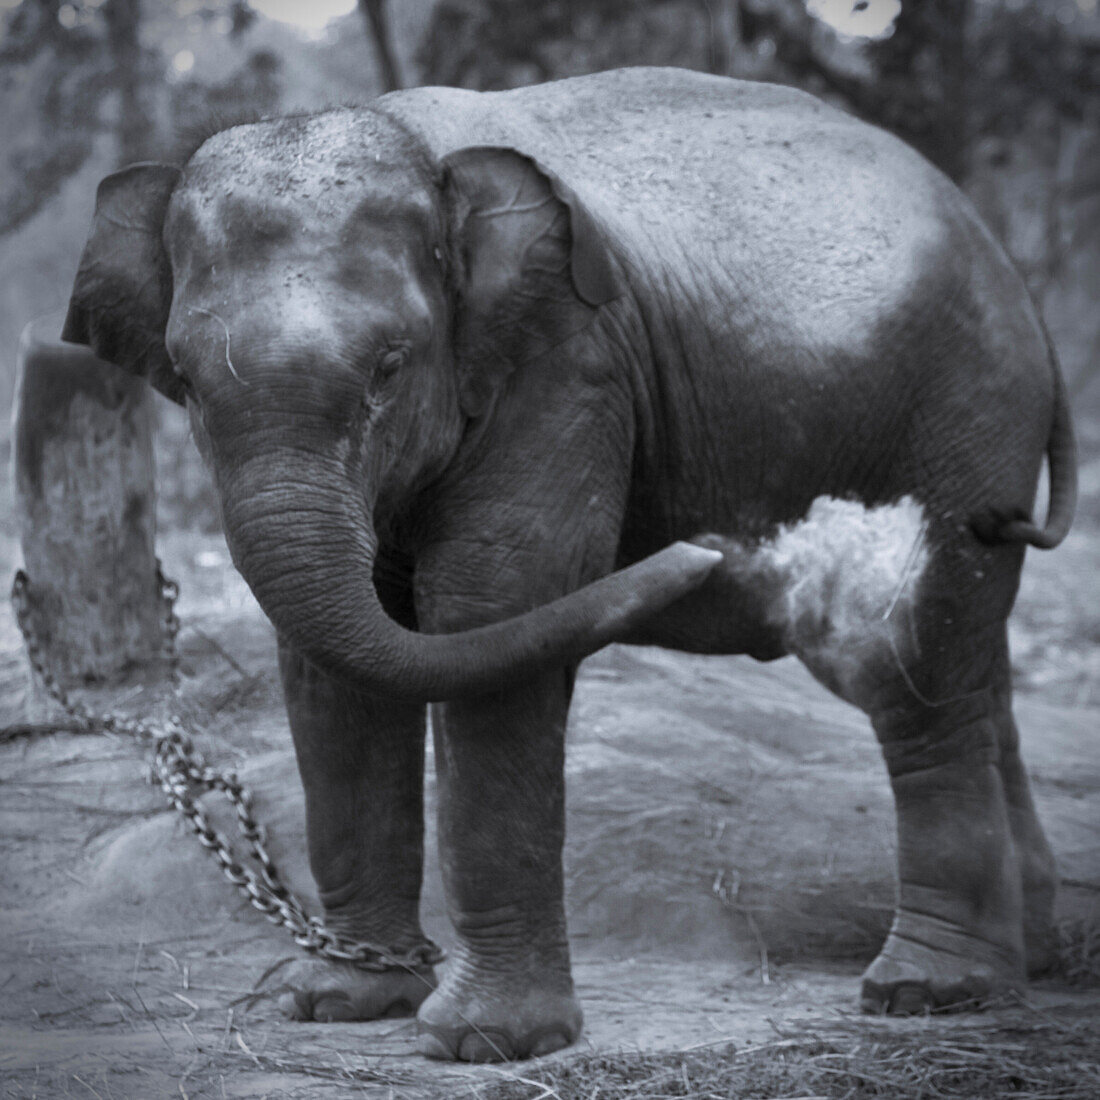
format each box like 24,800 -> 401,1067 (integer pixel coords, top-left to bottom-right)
995,327 -> 1077,550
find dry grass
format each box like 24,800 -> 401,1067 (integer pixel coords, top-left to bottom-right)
475,1022 -> 1100,1100
202,1046 -> 427,1091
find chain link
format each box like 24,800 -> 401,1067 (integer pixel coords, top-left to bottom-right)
156,561 -> 181,688
10,567 -> 444,975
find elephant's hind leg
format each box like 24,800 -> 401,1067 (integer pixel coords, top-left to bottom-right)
863,680 -> 1027,1013
849,543 -> 1037,1013
274,639 -> 437,1022
787,517 -> 1035,1014
990,637 -> 1059,976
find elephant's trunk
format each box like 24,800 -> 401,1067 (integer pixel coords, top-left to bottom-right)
219,456 -> 721,702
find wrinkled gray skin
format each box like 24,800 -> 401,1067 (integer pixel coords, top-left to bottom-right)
64,69 -> 1076,1062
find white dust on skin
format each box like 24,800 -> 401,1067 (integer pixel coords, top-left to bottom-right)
733,495 -> 930,705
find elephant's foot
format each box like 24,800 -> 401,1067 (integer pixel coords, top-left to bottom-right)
415,969 -> 583,1062
275,957 -> 436,1021
861,916 -> 1024,1014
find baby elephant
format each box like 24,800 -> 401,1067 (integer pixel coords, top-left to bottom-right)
64,68 -> 1074,1061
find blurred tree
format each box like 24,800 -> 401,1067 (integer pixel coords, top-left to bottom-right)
738,0 -> 974,179
170,49 -> 283,138
418,0 -> 727,90
358,0 -> 403,91
702,0 -> 748,77
0,0 -> 279,234
416,0 -> 1099,184
0,0 -> 165,233
0,0 -> 102,233
864,0 -> 970,180
103,0 -> 153,166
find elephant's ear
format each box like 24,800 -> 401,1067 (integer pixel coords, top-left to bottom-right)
62,163 -> 186,405
442,146 -> 622,418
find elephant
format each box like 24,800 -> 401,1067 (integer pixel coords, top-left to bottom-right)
62,67 -> 1076,1062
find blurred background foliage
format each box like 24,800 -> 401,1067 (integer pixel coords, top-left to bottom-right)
0,0 -> 1098,493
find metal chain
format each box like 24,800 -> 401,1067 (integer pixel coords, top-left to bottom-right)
156,561 -> 181,688
10,567 -> 444,974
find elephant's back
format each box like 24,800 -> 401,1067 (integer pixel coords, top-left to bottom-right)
379,68 -> 966,358
380,71 -> 1054,559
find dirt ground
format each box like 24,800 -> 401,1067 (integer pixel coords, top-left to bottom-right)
1,504 -> 1098,1097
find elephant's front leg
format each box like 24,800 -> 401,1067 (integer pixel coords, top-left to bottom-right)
411,512 -> 611,1062
276,639 -> 438,1021
416,663 -> 580,1062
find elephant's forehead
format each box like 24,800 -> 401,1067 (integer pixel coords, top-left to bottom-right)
173,110 -> 433,245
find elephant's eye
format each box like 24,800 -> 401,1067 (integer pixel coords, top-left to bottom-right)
378,345 -> 409,378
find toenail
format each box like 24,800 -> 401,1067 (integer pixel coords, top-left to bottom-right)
890,983 -> 932,1015
528,1030 -> 570,1057
278,991 -> 308,1020
416,1029 -> 455,1061
459,1030 -> 516,1063
312,991 -> 355,1022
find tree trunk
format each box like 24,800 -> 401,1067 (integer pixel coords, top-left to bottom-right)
12,313 -> 164,693
103,0 -> 152,164
358,0 -> 403,93
869,0 -> 972,182
704,0 -> 744,77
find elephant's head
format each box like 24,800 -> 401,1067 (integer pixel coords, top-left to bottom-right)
63,111 -> 720,700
